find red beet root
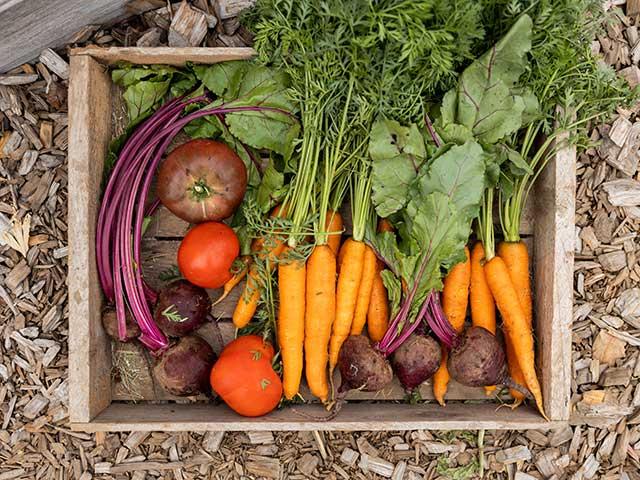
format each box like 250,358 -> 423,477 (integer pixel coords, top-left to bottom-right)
154,280 -> 211,337
153,335 -> 216,396
338,335 -> 393,393
448,326 -> 507,387
102,308 -> 141,342
391,333 -> 441,391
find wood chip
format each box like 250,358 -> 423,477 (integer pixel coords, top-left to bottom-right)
0,74 -> 39,86
245,455 -> 280,479
593,330 -> 627,364
340,447 -> 359,467
38,49 -> 69,80
247,431 -> 274,445
495,446 -> 532,464
215,0 -> 256,19
5,260 -> 30,291
202,431 -> 224,453
297,453 -> 319,476
609,116 -> 633,146
600,367 -> 632,387
358,453 -> 394,478
22,394 -> 49,419
602,179 -> 640,206
168,1 -> 208,47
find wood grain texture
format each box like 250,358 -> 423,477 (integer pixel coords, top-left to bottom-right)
533,133 -> 576,422
72,46 -> 255,65
68,55 -> 113,423
0,0 -> 159,73
72,402 -> 564,432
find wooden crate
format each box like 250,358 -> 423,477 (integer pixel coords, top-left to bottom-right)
68,47 -> 575,432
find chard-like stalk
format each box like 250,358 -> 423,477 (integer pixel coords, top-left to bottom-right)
97,95 -> 297,350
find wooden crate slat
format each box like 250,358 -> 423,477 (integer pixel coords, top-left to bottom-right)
533,131 -> 576,422
68,54 -> 113,423
72,46 -> 255,66
73,402 -> 564,432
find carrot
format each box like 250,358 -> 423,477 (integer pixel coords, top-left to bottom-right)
325,210 -> 343,257
329,238 -> 366,370
305,245 -> 337,402
350,245 -> 378,335
366,218 -> 393,343
213,256 -> 251,306
367,261 -> 389,342
484,255 -> 547,419
232,206 -> 287,329
433,246 -> 470,406
278,254 -> 306,399
498,241 -> 532,406
469,242 -> 497,396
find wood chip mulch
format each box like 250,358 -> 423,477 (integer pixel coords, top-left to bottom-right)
2,1 -> 640,478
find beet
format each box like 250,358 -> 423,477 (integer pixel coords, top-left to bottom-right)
102,308 -> 140,342
391,333 -> 441,391
153,335 -> 216,396
338,335 -> 393,393
448,326 -> 507,387
154,280 -> 211,337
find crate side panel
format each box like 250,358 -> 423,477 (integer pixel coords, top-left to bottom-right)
533,134 -> 576,421
68,55 -> 113,422
75,402 -> 560,432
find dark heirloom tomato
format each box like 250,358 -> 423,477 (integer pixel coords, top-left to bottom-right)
157,139 -> 247,223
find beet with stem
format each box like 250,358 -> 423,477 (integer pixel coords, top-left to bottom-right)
154,280 -> 211,337
338,335 -> 393,393
391,333 -> 441,391
153,335 -> 216,396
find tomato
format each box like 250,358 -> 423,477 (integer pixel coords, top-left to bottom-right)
220,335 -> 275,361
210,345 -> 282,417
157,139 -> 247,224
178,222 -> 239,289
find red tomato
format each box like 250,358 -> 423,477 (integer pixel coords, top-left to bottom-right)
220,335 -> 275,361
178,222 -> 239,289
210,345 -> 282,417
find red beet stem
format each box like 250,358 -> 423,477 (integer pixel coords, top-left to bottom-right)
97,93 -> 297,352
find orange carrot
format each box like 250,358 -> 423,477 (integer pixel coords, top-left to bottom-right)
232,206 -> 287,329
350,245 -> 378,335
278,254 -> 306,399
366,218 -> 393,342
484,256 -> 546,419
498,241 -> 532,407
367,261 -> 389,342
325,210 -> 343,257
214,256 -> 251,306
433,247 -> 470,406
329,238 -> 366,371
304,245 -> 337,402
470,242 -> 497,396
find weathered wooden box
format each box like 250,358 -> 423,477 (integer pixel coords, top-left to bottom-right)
68,47 -> 575,432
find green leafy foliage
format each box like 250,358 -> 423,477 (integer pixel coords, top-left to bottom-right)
369,119 -> 427,217
370,118 -> 486,304
439,14 -> 534,144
